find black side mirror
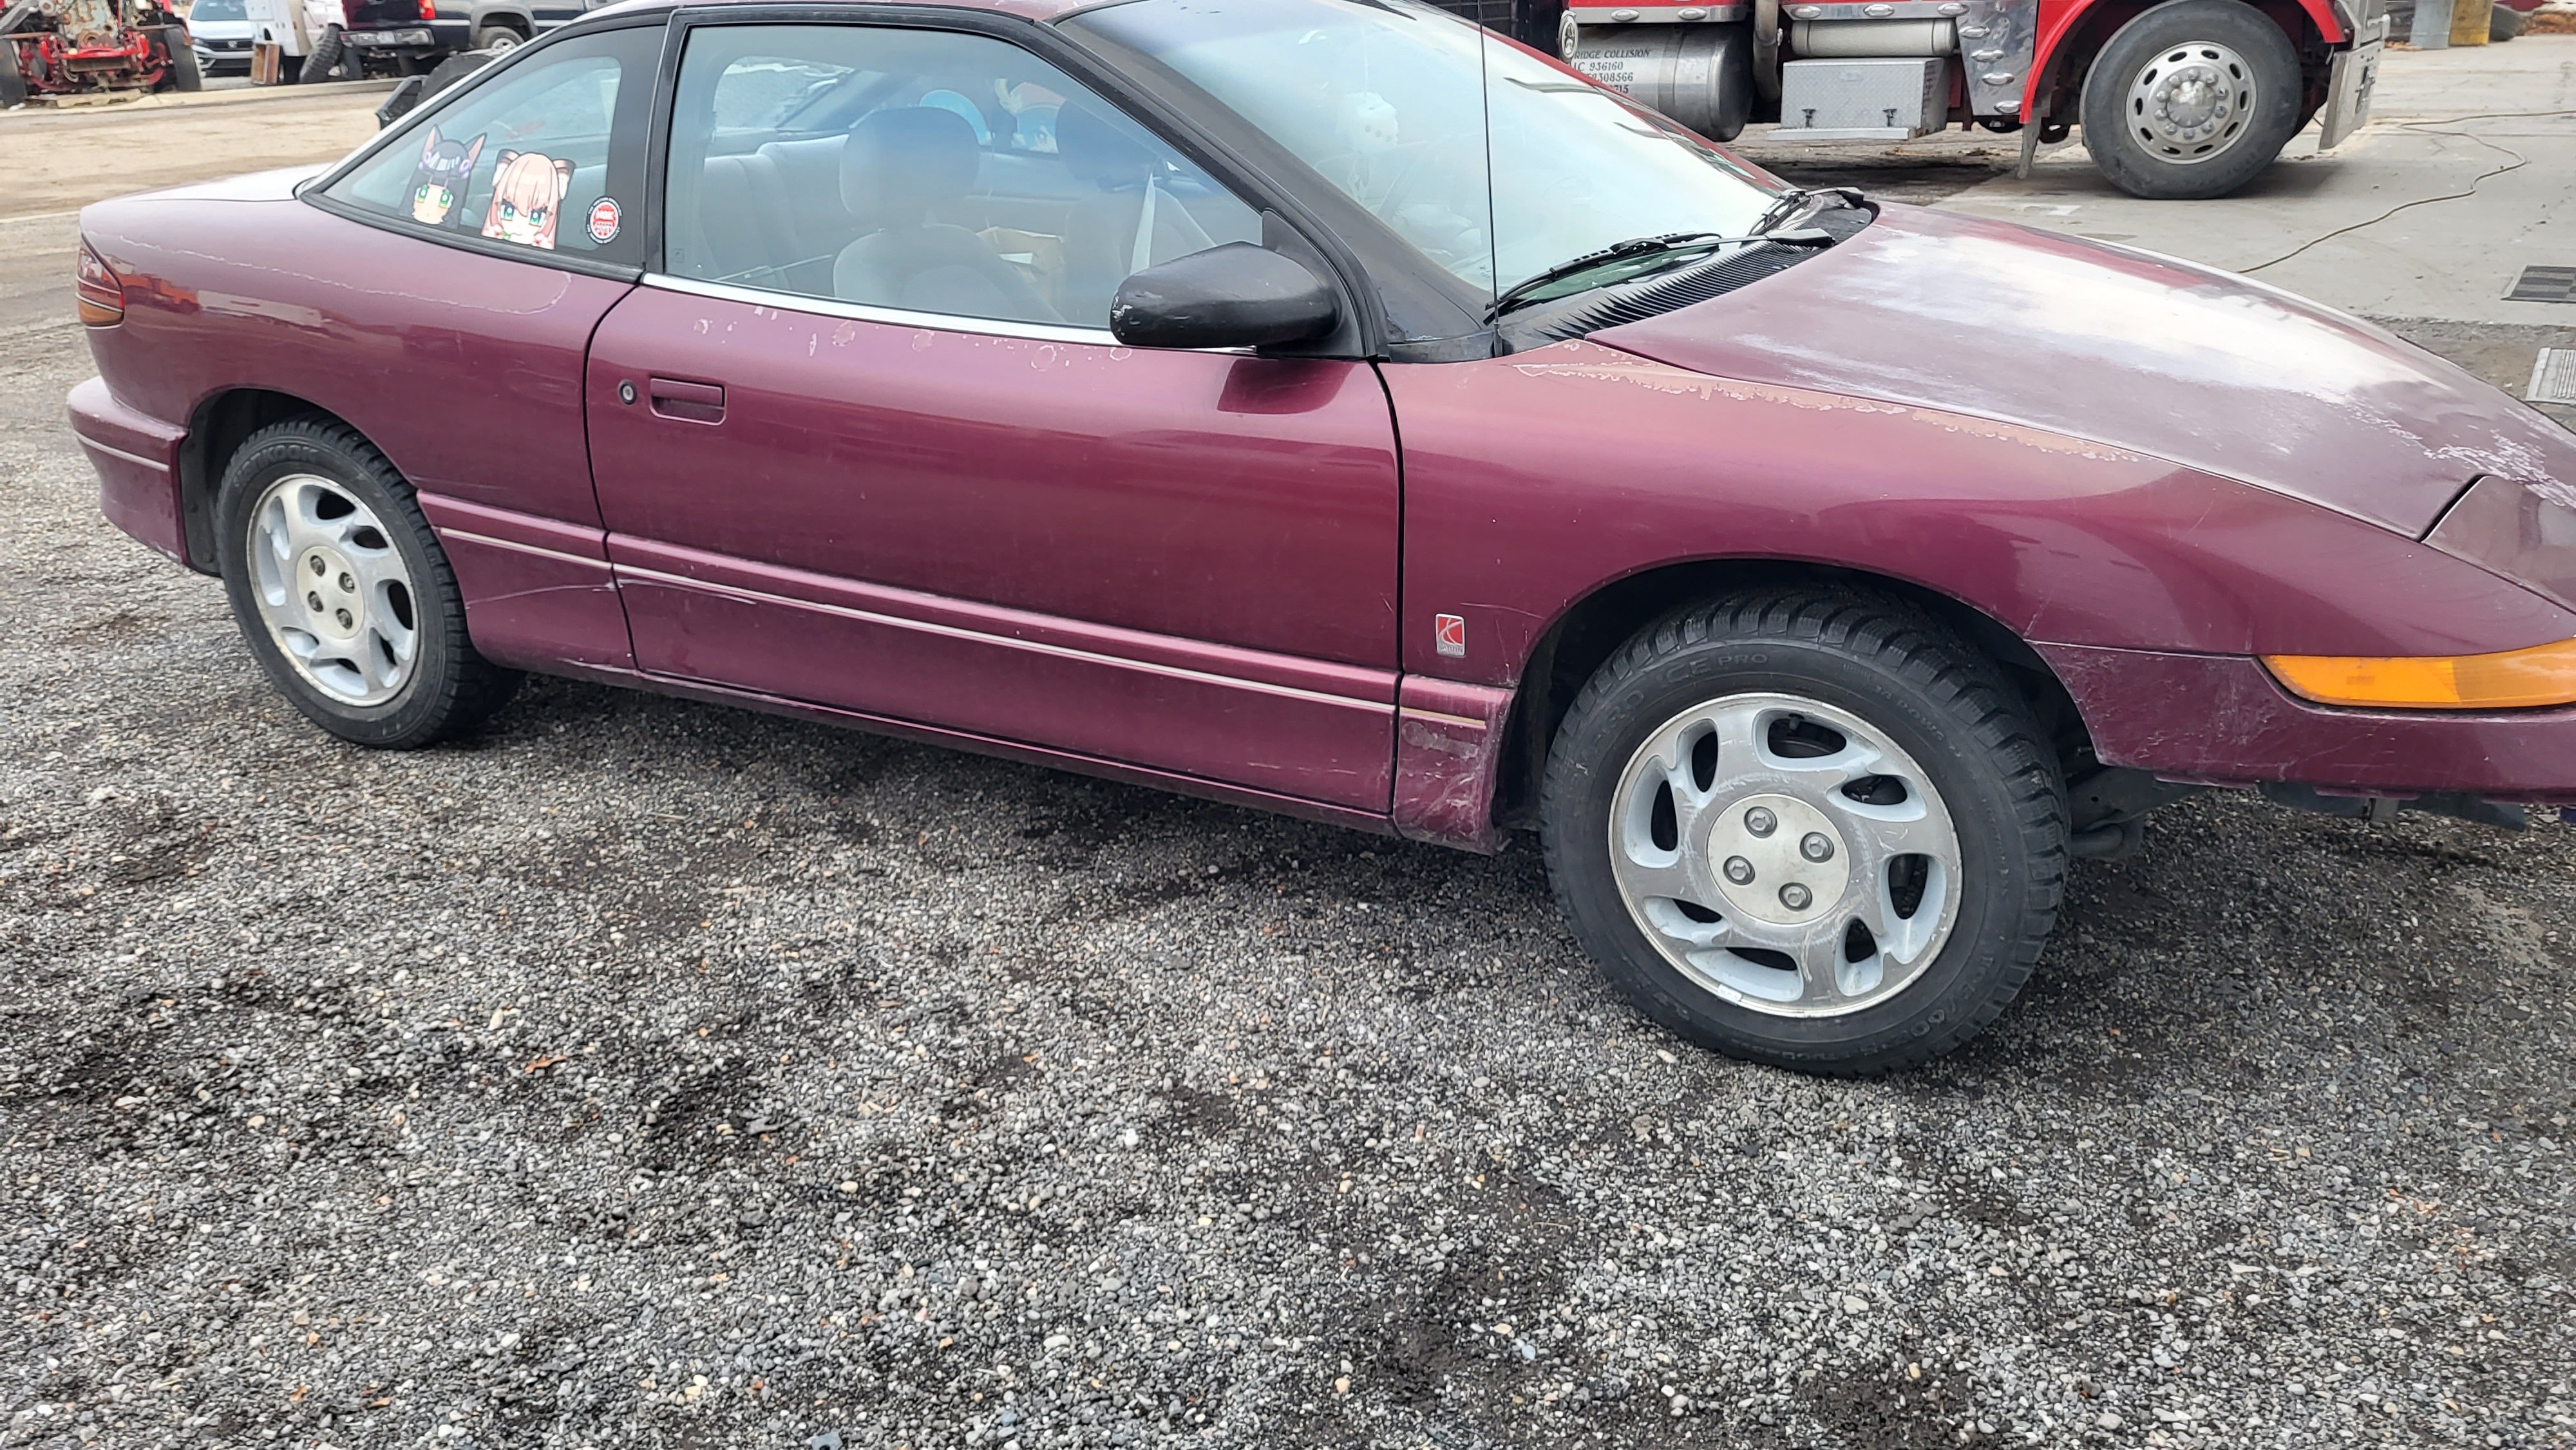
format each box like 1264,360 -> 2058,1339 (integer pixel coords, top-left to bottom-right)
1108,242 -> 1339,351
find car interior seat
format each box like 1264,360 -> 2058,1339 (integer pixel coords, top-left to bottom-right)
1055,102 -> 1218,326
833,106 -> 1062,325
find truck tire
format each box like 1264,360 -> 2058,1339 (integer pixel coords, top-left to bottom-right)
1539,588 -> 2067,1075
471,22 -> 524,52
2079,0 -> 2302,200
0,41 -> 26,109
299,24 -> 348,81
156,25 -> 204,90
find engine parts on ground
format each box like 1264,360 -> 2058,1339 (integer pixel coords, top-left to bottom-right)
1,0 -> 198,102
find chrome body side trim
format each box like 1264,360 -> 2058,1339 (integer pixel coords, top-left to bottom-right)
641,272 -> 1122,348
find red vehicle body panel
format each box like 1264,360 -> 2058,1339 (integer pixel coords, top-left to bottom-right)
64,82 -> 2576,846
583,282 -> 1404,812
72,165 -> 639,675
1595,207 -> 2576,550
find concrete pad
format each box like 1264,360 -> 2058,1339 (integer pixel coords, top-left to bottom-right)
1933,36 -> 2576,327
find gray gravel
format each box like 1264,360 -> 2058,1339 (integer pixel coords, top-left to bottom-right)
8,218 -> 2576,1450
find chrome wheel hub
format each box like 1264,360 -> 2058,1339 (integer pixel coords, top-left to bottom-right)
1607,693 -> 1962,1018
2127,42 -> 2255,163
246,474 -> 419,708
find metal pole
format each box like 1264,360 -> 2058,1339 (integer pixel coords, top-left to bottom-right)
2408,0 -> 2456,48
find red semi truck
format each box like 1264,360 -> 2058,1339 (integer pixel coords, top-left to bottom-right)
1441,0 -> 2385,198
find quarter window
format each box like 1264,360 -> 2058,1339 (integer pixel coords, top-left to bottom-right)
326,26 -> 659,265
663,23 -> 1262,331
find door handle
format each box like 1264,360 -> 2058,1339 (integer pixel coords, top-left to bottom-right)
647,377 -> 725,424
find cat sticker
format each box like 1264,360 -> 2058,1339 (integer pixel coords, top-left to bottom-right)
408,126 -> 484,227
481,149 -> 574,250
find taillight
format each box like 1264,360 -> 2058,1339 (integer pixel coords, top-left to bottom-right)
75,241 -> 123,326
417,0 -> 437,19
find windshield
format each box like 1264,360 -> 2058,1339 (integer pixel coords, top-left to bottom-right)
189,0 -> 248,19
1066,0 -> 1783,300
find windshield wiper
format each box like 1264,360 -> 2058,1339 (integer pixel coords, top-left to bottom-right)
1487,227 -> 1833,319
1747,185 -> 1868,238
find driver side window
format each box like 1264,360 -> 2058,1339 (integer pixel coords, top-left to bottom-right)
662,23 -> 1262,331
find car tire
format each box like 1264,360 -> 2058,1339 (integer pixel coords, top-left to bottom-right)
2079,0 -> 2302,200
0,39 -> 28,109
214,419 -> 521,749
1539,588 -> 2068,1075
300,24 -> 348,81
471,23 -> 525,52
156,26 -> 204,90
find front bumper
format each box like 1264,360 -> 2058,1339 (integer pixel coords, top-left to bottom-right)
2041,640 -> 2576,807
68,377 -> 187,565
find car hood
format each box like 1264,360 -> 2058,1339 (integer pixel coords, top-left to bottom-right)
1593,204 -> 2576,538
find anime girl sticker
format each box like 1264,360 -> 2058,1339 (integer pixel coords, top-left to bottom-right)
480,150 -> 575,250
407,127 -> 485,227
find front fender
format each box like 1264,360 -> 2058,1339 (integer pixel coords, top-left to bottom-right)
1384,341 -> 2576,686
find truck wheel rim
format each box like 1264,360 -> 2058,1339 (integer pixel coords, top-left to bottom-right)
245,473 -> 419,708
482,30 -> 521,50
2125,41 -> 2256,164
1606,692 -> 1962,1019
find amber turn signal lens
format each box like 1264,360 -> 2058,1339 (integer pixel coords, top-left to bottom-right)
75,241 -> 124,326
2262,637 -> 2576,710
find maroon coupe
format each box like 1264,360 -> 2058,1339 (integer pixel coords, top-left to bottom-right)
69,0 -> 2576,1073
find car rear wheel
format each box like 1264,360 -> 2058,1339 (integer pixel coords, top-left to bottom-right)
2079,0 -> 2302,200
214,419 -> 520,749
1539,589 -> 2067,1075
472,24 -> 525,52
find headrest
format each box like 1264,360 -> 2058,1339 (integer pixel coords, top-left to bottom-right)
840,106 -> 981,220
1055,102 -> 1155,188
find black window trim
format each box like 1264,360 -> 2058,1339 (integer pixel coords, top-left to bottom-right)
649,2 -> 1392,360
300,11 -> 676,284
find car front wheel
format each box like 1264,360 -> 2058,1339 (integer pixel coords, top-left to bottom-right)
1540,589 -> 2068,1075
214,419 -> 520,749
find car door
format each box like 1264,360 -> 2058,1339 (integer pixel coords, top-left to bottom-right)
586,15 -> 1403,812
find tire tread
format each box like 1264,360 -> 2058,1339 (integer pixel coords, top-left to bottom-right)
1540,585 -> 2067,1075
216,417 -> 520,748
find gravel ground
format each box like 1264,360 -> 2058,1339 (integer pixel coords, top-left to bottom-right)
6,118 -> 2576,1450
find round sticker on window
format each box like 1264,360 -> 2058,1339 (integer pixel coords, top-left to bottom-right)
586,198 -> 621,245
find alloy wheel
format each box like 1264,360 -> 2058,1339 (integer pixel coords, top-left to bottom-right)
244,473 -> 419,708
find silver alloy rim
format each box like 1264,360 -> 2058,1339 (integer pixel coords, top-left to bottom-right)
480,29 -> 522,50
1607,692 -> 1962,1018
245,473 -> 419,708
2125,41 -> 2256,164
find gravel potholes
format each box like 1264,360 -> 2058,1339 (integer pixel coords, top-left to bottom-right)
6,245 -> 2576,1450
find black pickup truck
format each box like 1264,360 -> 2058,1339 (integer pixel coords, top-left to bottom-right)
308,0 -> 599,80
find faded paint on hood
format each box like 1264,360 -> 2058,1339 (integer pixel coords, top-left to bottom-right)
1593,204 -> 2576,538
